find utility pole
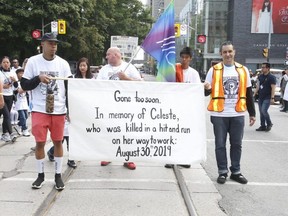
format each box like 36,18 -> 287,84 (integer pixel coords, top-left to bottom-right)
267,2 -> 273,63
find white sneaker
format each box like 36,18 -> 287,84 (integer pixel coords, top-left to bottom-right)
14,125 -> 22,136
10,133 -> 17,143
22,129 -> 30,137
1,133 -> 11,142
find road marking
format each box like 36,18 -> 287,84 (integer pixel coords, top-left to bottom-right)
3,178 -> 288,187
207,139 -> 288,143
3,178 -> 177,184
225,182 -> 288,187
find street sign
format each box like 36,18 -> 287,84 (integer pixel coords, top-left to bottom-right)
110,36 -> 138,60
51,21 -> 58,34
180,24 -> 187,36
31,30 -> 41,39
197,35 -> 206,44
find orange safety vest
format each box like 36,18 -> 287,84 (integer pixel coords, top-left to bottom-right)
175,63 -> 183,82
207,62 -> 247,112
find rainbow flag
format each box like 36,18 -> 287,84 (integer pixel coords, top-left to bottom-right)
141,0 -> 175,82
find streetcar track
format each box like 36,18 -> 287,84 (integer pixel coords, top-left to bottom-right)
173,165 -> 198,216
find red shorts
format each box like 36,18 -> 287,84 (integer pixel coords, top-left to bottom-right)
31,112 -> 65,142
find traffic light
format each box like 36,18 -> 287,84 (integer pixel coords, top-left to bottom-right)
197,35 -> 206,44
58,20 -> 66,34
174,23 -> 180,38
262,48 -> 269,58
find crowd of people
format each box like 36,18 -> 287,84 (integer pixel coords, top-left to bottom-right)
1,32 -> 286,191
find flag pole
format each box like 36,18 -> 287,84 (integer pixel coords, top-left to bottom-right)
122,46 -> 142,72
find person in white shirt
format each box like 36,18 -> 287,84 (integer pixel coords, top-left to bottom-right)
0,56 -> 18,142
204,41 -> 256,185
20,33 -> 72,190
97,47 -> 141,170
11,58 -> 21,73
13,68 -> 30,137
165,47 -> 201,169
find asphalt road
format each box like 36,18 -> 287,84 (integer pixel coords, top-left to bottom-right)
1,73 -> 287,216
203,101 -> 288,216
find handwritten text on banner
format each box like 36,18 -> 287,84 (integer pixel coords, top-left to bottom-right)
68,79 -> 206,164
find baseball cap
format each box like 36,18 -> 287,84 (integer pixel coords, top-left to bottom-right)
41,33 -> 59,42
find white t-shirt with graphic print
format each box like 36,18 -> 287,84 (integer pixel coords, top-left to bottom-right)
97,61 -> 141,80
23,54 -> 72,114
0,70 -> 18,96
205,64 -> 252,117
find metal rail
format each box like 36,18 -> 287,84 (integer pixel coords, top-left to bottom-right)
173,165 -> 198,216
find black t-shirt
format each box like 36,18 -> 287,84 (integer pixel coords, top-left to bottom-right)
258,73 -> 276,100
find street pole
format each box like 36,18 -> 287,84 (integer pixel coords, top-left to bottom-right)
42,18 -> 44,35
267,2 -> 273,63
187,12 -> 190,47
194,0 -> 199,51
203,1 -> 209,73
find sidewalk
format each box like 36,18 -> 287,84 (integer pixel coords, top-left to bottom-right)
0,123 -> 226,216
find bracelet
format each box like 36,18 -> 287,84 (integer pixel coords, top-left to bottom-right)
0,93 -> 3,95
271,98 -> 274,99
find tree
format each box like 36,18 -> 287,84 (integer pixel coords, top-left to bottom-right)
0,0 -> 152,65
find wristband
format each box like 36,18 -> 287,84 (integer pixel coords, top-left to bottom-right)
271,98 -> 274,99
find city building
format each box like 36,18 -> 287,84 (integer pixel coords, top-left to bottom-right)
179,0 -> 288,73
148,0 -> 288,74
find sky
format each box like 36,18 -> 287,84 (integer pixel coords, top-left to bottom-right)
139,0 -> 147,5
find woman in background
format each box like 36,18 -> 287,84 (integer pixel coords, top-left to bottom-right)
256,0 -> 273,33
74,57 -> 94,79
0,56 -> 18,142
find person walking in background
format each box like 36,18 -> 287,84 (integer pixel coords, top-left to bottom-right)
20,33 -> 72,190
14,68 -> 30,137
165,47 -> 201,169
0,56 -> 18,142
97,47 -> 141,170
253,62 -> 276,131
47,57 -> 93,168
281,67 -> 288,113
204,41 -> 256,184
11,58 -> 21,73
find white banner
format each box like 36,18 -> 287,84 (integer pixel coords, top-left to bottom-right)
68,79 -> 206,164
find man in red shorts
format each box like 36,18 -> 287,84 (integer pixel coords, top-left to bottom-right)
20,33 -> 72,190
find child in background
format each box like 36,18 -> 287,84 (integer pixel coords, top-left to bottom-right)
47,116 -> 77,168
14,68 -> 30,137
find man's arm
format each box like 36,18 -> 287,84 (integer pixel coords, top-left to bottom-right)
246,86 -> 256,126
20,77 -> 41,91
21,74 -> 51,91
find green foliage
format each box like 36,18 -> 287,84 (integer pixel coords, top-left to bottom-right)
0,0 -> 152,65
